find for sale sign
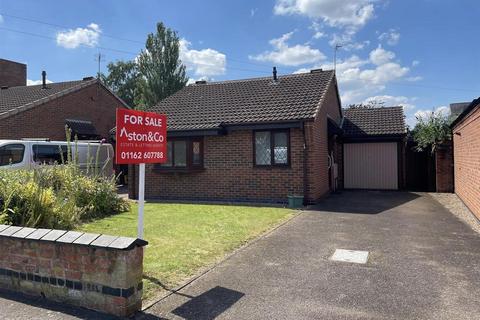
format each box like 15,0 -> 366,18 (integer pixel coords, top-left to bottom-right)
115,109 -> 167,164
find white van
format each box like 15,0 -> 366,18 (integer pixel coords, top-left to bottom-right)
0,139 -> 114,176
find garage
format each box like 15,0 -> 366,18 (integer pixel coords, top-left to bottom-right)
344,142 -> 398,189
341,107 -> 406,190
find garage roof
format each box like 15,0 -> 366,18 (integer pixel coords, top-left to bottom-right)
342,106 -> 406,137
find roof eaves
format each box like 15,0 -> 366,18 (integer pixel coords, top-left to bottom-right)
0,79 -> 98,120
311,70 -> 335,119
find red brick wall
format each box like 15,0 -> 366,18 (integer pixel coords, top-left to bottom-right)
0,59 -> 26,87
436,142 -> 454,193
452,104 -> 480,219
304,79 -> 342,201
0,83 -> 124,140
0,227 -> 145,317
142,128 -> 305,203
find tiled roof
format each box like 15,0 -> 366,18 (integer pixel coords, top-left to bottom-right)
342,106 -> 406,137
0,80 -> 90,114
0,78 -> 129,120
150,70 -> 336,131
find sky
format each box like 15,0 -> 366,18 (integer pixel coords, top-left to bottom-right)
0,0 -> 479,127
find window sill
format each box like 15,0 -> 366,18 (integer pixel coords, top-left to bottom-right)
152,167 -> 205,174
253,165 -> 291,169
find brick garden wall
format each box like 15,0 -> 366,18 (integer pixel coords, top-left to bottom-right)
452,104 -> 480,219
0,82 -> 124,140
0,225 -> 146,317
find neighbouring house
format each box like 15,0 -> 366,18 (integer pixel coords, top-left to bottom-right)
341,107 -> 407,190
129,69 -> 343,204
450,97 -> 480,219
0,58 -> 128,141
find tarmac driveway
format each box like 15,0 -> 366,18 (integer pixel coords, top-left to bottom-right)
1,191 -> 479,319
140,191 -> 480,320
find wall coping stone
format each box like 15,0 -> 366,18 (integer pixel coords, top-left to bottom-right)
0,225 -> 148,250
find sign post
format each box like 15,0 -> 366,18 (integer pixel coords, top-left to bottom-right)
115,109 -> 167,239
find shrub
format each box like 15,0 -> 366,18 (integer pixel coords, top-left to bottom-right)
0,164 -> 130,229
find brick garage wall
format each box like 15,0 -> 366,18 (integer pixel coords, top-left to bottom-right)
139,128 -> 305,203
0,59 -> 26,87
304,79 -> 342,201
452,104 -> 480,219
0,83 -> 123,140
0,225 -> 146,317
435,142 -> 454,192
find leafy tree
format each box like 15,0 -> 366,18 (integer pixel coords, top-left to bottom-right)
100,60 -> 140,107
136,22 -> 188,108
101,22 -> 188,110
412,111 -> 451,153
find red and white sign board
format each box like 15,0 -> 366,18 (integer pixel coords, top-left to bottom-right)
115,108 -> 167,239
115,109 -> 167,164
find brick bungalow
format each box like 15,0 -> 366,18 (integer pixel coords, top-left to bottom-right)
450,97 -> 480,219
0,58 -> 128,141
129,69 -> 343,204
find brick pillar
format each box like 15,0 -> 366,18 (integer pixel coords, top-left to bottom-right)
436,142 -> 454,193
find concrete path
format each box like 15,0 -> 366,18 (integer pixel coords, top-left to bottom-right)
1,192 -> 479,319
140,191 -> 480,320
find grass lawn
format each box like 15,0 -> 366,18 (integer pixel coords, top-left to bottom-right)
78,203 -> 294,301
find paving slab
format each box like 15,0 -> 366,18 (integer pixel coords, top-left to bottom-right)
10,228 -> 36,239
56,231 -> 84,244
25,229 -> 52,240
40,230 -> 66,242
73,233 -> 100,245
90,235 -> 118,248
0,226 -> 23,237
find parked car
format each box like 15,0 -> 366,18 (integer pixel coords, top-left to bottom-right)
0,139 -> 114,176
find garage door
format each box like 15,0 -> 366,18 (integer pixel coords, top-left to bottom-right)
344,142 -> 398,190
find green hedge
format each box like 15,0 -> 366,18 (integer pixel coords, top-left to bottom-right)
0,165 -> 130,229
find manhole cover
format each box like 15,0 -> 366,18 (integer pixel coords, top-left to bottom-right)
330,249 -> 369,264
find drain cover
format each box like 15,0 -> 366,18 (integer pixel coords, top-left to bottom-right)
330,249 -> 369,264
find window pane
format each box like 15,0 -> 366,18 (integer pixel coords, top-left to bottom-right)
162,141 -> 173,166
33,145 -> 67,165
274,132 -> 288,164
255,132 -> 271,165
0,144 -> 25,166
192,141 -> 201,165
174,141 -> 187,167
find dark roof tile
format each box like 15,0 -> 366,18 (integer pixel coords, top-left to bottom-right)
342,106 -> 406,137
150,70 -> 335,131
0,80 -> 93,115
